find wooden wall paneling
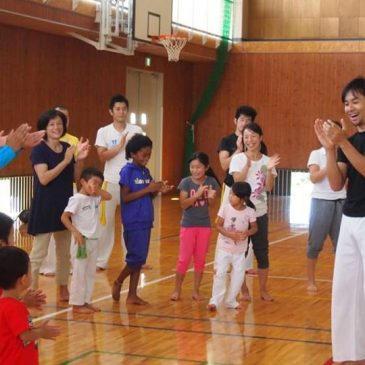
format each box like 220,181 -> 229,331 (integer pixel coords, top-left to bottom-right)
192,52 -> 364,175
320,17 -> 340,38
0,24 -> 193,185
320,0 -> 340,17
246,0 -> 365,40
339,17 -> 359,38
338,0 -> 360,17
360,18 -> 365,37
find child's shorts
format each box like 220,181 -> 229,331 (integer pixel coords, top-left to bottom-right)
123,228 -> 151,267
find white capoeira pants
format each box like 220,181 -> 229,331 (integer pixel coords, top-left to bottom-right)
209,248 -> 247,308
96,182 -> 125,269
69,238 -> 98,306
332,214 -> 365,362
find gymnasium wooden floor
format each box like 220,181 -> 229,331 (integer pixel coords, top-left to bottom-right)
20,195 -> 333,365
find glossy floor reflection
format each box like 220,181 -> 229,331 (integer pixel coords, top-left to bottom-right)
17,195 -> 334,365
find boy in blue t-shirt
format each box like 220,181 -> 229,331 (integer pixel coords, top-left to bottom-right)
112,134 -> 173,305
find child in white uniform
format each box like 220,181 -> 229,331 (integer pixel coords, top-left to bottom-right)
208,182 -> 257,311
61,167 -> 111,313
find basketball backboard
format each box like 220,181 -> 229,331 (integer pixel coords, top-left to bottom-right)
133,0 -> 173,42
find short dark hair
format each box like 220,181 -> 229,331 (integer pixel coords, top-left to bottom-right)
37,109 -> 67,139
0,246 -> 29,289
235,105 -> 257,121
231,182 -> 255,209
0,212 -> 13,245
17,210 -> 30,224
341,77 -> 365,103
109,94 -> 129,110
125,134 -> 153,159
80,167 -> 104,182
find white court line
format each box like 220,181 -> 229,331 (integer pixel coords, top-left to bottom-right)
34,231 -> 306,322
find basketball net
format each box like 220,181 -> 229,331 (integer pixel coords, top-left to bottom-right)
154,35 -> 187,62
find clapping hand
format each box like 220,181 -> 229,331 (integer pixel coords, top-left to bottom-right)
39,320 -> 61,340
22,289 -> 47,310
159,180 -> 174,193
23,130 -> 46,148
268,153 -> 280,170
76,137 -> 90,161
207,185 -> 217,199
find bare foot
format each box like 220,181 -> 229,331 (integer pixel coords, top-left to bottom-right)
170,291 -> 180,301
240,289 -> 251,302
192,292 -> 204,301
207,303 -> 217,311
72,305 -> 94,314
246,268 -> 257,275
59,286 -> 69,302
141,264 -> 153,270
96,266 -> 106,273
260,292 -> 274,302
85,303 -> 101,312
112,280 -> 122,302
307,283 -> 318,292
126,295 -> 149,305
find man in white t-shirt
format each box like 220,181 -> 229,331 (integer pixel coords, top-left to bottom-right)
95,94 -> 143,270
306,146 -> 346,292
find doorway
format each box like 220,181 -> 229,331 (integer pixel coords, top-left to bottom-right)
126,68 -> 163,181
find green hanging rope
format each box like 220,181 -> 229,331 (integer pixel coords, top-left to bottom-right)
183,0 -> 233,176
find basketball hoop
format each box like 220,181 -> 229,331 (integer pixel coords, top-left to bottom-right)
152,35 -> 187,62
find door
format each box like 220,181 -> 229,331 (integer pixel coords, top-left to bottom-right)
126,68 -> 163,181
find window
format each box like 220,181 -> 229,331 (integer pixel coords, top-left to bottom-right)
172,0 -> 235,39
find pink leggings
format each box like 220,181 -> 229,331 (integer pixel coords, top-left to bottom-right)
176,227 -> 211,273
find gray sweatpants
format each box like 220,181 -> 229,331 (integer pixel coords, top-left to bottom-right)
307,198 -> 344,259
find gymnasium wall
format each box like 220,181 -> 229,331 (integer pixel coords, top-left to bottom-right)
193,51 -> 362,182
0,24 -> 193,185
246,0 -> 365,39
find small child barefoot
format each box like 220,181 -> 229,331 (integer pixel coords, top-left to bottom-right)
307,283 -> 318,292
207,304 -> 217,312
260,291 -> 274,302
72,305 -> 94,314
126,295 -> 149,305
240,288 -> 252,302
192,292 -> 204,301
85,303 -> 101,312
170,291 -> 180,301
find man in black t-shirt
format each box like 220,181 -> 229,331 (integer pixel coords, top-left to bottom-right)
314,76 -> 365,364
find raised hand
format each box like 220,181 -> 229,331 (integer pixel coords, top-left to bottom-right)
40,320 -> 61,340
196,184 -> 208,198
22,289 -> 47,310
76,137 -> 90,161
23,130 -> 45,148
207,185 -> 217,199
314,118 -> 335,149
0,130 -> 7,146
236,134 -> 244,152
159,180 -> 174,193
268,153 -> 280,170
6,124 -> 31,151
323,119 -> 347,146
64,145 -> 76,164
119,132 -> 129,149
148,180 -> 164,193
